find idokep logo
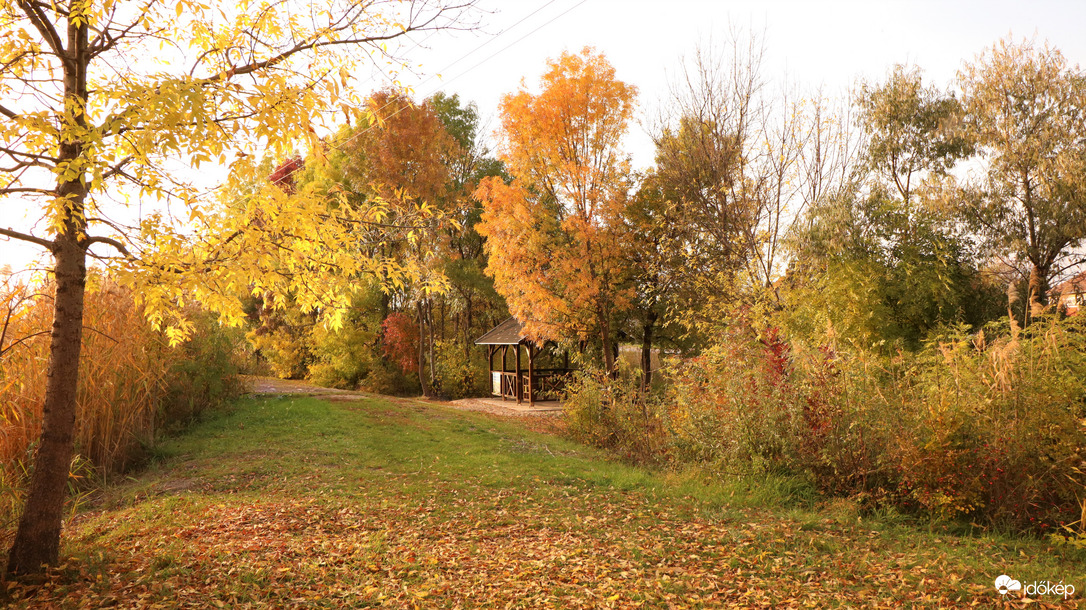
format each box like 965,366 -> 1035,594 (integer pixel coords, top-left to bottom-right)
995,574 -> 1076,599
995,575 -> 1021,595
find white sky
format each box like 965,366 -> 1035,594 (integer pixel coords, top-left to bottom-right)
3,0 -> 1086,273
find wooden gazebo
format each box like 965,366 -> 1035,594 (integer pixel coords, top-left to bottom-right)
475,317 -> 571,406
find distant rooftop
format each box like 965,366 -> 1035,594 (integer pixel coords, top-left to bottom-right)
1054,270 -> 1086,295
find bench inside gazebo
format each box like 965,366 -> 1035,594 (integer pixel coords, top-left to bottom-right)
475,317 -> 572,406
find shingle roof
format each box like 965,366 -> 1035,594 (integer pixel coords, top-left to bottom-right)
1054,270 -> 1086,295
474,316 -> 528,345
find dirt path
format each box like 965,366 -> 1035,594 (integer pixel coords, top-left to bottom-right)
241,375 -> 564,420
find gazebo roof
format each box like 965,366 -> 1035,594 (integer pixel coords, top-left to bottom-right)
474,316 -> 528,345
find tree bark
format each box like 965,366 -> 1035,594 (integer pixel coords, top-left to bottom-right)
7,9 -> 89,574
600,318 -> 616,375
427,300 -> 436,389
416,301 -> 432,397
639,309 -> 657,395
1027,264 -> 1049,322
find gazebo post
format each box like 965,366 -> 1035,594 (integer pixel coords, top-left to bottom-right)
487,346 -> 495,397
515,343 -> 522,404
500,345 -> 508,402
527,342 -> 535,406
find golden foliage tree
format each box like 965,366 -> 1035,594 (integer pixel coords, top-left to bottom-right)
0,0 -> 475,574
475,48 -> 636,371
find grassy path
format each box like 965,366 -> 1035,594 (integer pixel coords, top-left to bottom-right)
3,394 -> 1083,608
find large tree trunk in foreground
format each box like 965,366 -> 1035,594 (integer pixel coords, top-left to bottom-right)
7,237 -> 86,575
6,12 -> 89,576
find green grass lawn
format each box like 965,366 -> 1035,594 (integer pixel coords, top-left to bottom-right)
4,394 -> 1083,608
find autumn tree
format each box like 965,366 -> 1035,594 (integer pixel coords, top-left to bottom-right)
427,92 -> 508,352
651,36 -> 858,335
341,90 -> 462,395
650,41 -> 761,311
621,171 -> 693,390
476,48 -> 637,372
859,65 -> 974,202
787,66 -> 1000,349
959,38 -> 1086,319
0,0 -> 476,574
270,90 -> 504,396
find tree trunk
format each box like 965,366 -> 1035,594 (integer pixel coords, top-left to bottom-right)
416,301 -> 432,397
427,300 -> 436,389
7,11 -> 89,576
639,309 -> 657,396
6,236 -> 86,575
600,318 -> 616,374
1027,264 -> 1049,322
463,294 -> 473,358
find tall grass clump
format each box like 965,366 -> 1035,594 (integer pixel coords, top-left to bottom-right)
563,315 -> 1086,536
0,272 -> 245,529
564,362 -> 670,466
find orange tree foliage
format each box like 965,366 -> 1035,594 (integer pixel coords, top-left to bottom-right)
380,312 -> 420,374
475,48 -> 637,371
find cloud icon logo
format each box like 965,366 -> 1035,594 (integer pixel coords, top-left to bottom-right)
995,574 -> 1022,595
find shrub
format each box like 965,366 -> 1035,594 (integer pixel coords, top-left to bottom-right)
564,363 -> 669,465
308,318 -> 380,389
889,318 -> 1086,532
380,312 -> 419,374
159,308 -> 248,431
573,314 -> 1085,535
359,358 -> 420,396
433,340 -> 489,399
666,326 -> 803,475
248,325 -> 312,379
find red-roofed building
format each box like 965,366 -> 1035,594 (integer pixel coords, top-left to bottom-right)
1053,271 -> 1086,315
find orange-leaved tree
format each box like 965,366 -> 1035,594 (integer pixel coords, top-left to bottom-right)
347,90 -> 462,395
475,48 -> 636,372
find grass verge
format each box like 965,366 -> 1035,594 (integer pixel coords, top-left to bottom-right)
3,394 -> 1083,608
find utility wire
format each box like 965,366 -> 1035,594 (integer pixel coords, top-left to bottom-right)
298,0 -> 587,166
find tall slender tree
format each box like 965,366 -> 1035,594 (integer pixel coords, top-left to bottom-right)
476,48 -> 637,372
0,0 -> 476,574
959,38 -> 1086,319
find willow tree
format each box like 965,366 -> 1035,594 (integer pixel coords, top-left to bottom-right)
475,48 -> 637,372
0,0 -> 475,575
959,38 -> 1086,318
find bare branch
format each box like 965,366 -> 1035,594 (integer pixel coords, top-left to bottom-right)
0,102 -> 21,120
198,1 -> 476,84
82,235 -> 132,258
15,0 -> 66,59
0,186 -> 56,195
101,155 -> 134,180
0,330 -> 50,359
0,226 -> 55,250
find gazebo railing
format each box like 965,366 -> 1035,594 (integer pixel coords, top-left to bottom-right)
520,369 -> 568,402
499,371 -> 518,400
496,368 -> 570,403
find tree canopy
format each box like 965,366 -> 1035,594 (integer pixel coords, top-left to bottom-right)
476,47 -> 637,371
0,0 -> 476,574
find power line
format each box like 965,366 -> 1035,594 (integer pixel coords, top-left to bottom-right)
424,0 -> 587,96
311,0 -> 587,164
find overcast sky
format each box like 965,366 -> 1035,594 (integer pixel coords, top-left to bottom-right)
3,0 -> 1086,273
